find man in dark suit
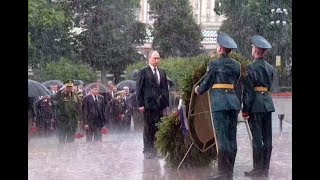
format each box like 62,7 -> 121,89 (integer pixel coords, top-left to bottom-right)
195,33 -> 241,180
242,35 -> 275,177
136,50 -> 170,159
82,85 -> 107,142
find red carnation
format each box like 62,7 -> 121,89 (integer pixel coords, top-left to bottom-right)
74,132 -> 84,138
101,127 -> 109,135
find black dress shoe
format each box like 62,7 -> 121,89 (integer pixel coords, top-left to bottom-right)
208,173 -> 232,180
244,169 -> 264,177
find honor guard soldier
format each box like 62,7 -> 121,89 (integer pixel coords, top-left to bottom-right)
242,35 -> 275,177
195,33 -> 241,180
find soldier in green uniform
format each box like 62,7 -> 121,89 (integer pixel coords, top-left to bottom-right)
54,80 -> 82,143
242,35 -> 275,177
195,33 -> 241,180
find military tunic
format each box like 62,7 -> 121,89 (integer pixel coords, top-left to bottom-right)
54,91 -> 81,143
198,55 -> 241,174
242,57 -> 275,171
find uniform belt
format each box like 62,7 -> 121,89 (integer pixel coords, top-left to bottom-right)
254,87 -> 268,92
212,84 -> 234,89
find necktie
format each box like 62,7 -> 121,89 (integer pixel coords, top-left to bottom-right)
153,68 -> 160,85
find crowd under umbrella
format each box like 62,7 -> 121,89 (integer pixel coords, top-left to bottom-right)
28,79 -> 53,98
117,80 -> 136,93
83,82 -> 110,94
42,80 -> 63,89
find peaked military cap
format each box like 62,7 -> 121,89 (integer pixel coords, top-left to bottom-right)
64,80 -> 74,87
217,33 -> 237,49
251,35 -> 272,49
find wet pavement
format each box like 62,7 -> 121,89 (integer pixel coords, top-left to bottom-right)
28,97 -> 292,180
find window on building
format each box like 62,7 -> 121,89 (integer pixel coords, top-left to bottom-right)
195,0 -> 199,9
215,14 -> 219,22
194,14 -> 199,23
147,3 -> 153,22
206,13 -> 210,22
207,0 -> 211,9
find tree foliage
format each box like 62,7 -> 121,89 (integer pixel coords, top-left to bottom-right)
148,0 -> 204,58
28,0 -> 73,68
66,0 -> 146,83
33,58 -> 97,83
215,0 -> 292,70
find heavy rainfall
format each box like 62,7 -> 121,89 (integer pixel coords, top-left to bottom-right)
28,0 -> 292,180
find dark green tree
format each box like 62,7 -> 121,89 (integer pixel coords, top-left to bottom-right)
33,58 -> 97,83
66,0 -> 146,84
148,0 -> 204,58
215,0 -> 291,68
28,0 -> 73,68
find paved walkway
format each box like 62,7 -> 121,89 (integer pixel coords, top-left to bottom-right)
29,97 -> 292,180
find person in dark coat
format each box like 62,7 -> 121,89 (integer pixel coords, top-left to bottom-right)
242,35 -> 275,177
34,96 -> 55,136
28,97 -> 36,143
82,85 -> 107,142
136,50 -> 170,159
195,33 -> 241,180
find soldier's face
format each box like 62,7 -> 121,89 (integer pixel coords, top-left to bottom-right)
149,52 -> 161,67
66,86 -> 73,92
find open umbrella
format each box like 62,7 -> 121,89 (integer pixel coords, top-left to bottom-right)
83,82 -> 110,94
129,69 -> 140,81
73,80 -> 85,86
117,80 -> 136,92
28,79 -> 53,98
42,80 -> 63,89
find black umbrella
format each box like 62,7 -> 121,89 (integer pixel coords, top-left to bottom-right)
129,69 -> 140,81
117,80 -> 136,92
28,79 -> 53,98
73,80 -> 85,86
42,80 -> 63,89
83,82 -> 110,94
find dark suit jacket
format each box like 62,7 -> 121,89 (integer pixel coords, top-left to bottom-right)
136,66 -> 170,111
82,94 -> 106,128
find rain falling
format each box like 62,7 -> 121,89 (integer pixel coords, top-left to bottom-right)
28,0 -> 292,179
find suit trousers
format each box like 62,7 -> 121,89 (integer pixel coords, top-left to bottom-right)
213,110 -> 238,173
248,112 -> 273,171
86,126 -> 102,142
143,109 -> 163,154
